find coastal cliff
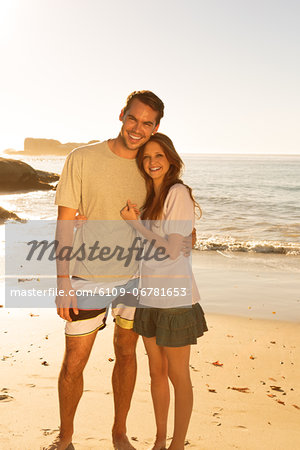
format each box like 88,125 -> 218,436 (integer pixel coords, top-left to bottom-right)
4,138 -> 100,156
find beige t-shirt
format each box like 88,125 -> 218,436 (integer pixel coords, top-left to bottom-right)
55,141 -> 146,281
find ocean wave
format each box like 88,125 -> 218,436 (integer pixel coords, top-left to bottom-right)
276,185 -> 300,192
194,237 -> 300,255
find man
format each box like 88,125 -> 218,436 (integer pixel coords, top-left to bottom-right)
46,91 -> 164,450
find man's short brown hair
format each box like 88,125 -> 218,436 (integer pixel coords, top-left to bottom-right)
123,91 -> 164,125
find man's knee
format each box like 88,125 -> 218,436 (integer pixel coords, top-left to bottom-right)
60,349 -> 88,380
61,337 -> 93,380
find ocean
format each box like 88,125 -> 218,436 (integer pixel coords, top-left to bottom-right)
1,153 -> 300,256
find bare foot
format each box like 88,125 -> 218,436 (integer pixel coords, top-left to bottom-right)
43,435 -> 73,450
149,439 -> 167,450
112,433 -> 136,450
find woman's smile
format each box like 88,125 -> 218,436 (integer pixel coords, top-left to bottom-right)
143,141 -> 170,185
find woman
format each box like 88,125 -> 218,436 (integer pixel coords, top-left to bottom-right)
120,133 -> 207,450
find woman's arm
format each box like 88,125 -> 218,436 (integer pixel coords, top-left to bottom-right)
120,201 -> 185,260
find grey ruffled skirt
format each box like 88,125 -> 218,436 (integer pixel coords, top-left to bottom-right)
133,302 -> 208,347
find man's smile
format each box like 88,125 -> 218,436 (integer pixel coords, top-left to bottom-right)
128,133 -> 143,142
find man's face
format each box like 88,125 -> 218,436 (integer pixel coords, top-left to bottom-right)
119,99 -> 159,151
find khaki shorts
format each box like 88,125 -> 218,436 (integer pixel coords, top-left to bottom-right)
65,278 -> 138,337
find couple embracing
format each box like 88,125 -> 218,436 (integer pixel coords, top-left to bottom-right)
47,91 -> 207,450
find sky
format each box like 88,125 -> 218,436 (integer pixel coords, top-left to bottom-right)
0,0 -> 299,154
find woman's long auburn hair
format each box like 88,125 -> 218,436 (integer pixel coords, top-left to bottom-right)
136,133 -> 201,220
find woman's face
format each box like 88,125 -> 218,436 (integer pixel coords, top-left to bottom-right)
142,141 -> 170,185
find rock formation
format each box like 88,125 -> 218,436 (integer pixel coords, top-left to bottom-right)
0,206 -> 23,223
0,157 -> 59,192
4,138 -> 100,156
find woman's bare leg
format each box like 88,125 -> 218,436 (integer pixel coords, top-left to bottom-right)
143,336 -> 170,450
164,345 -> 192,450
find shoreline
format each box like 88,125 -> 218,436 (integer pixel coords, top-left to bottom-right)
0,250 -> 300,322
192,250 -> 300,323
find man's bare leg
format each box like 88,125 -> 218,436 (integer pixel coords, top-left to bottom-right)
112,324 -> 139,450
44,332 -> 97,450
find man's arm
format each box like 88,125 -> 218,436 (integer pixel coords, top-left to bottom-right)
55,205 -> 78,322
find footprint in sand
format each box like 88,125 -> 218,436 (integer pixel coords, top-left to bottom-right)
0,394 -> 14,402
83,438 -> 111,449
38,386 -> 56,390
41,428 -> 59,436
31,374 -> 57,380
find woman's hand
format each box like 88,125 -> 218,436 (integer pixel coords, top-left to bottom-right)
120,200 -> 140,221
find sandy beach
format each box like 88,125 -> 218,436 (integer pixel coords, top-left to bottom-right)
1,0 -> 300,447
1,251 -> 300,449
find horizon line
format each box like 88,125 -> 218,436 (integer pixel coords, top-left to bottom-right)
0,149 -> 300,158
180,152 -> 300,156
